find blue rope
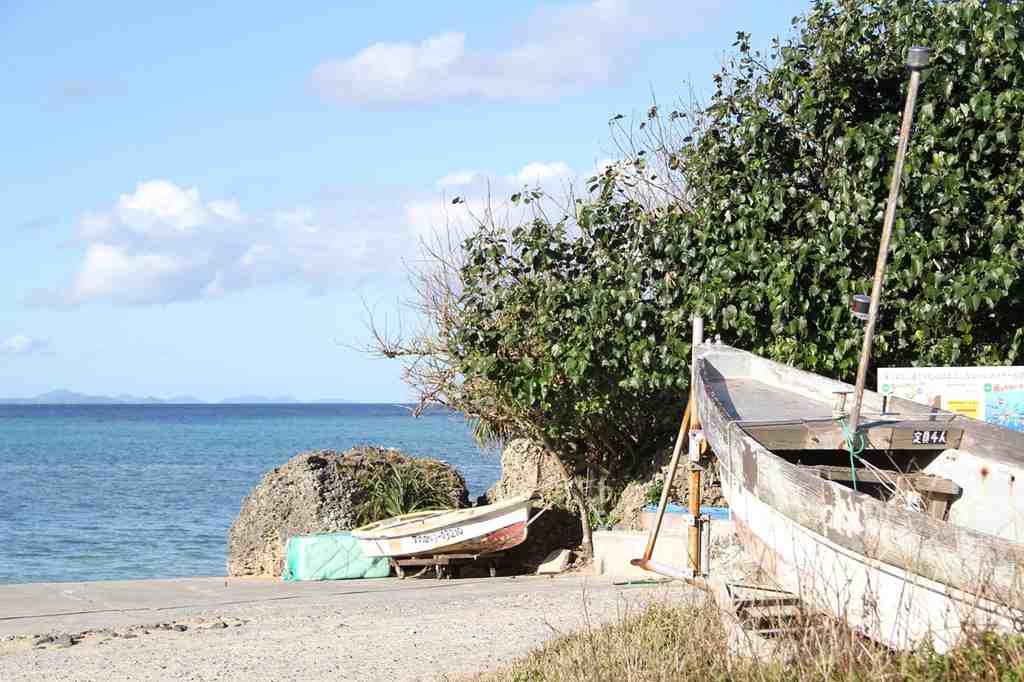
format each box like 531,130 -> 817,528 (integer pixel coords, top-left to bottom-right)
839,418 -> 866,491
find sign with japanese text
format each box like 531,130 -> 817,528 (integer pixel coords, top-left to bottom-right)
878,366 -> 1024,432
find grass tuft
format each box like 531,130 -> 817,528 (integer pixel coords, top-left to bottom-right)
467,597 -> 1024,682
358,460 -> 457,524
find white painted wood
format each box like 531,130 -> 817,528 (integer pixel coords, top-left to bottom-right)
695,344 -> 1024,651
925,448 -> 1024,543
722,463 -> 1015,652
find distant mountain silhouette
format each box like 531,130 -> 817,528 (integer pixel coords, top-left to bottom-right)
0,390 -> 172,404
166,395 -> 206,404
0,391 -> 357,405
219,395 -> 300,404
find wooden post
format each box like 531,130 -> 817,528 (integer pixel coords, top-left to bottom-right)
632,316 -> 707,578
687,316 -> 704,573
848,47 -> 930,433
639,402 -> 691,563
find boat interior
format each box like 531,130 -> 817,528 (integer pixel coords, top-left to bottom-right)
699,346 -> 1024,543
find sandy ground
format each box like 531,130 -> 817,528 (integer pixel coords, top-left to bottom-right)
0,573 -> 698,681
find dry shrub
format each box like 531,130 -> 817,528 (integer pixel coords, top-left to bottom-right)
468,594 -> 1024,682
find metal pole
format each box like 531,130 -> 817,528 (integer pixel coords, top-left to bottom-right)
848,46 -> 931,433
690,317 -> 703,429
687,317 -> 704,573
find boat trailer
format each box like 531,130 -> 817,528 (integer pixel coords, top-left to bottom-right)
389,552 -> 505,580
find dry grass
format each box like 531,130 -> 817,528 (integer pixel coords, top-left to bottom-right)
466,596 -> 1024,682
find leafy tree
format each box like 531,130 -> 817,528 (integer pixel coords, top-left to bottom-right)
663,0 -> 1024,375
374,0 -> 1024,556
455,203 -> 693,556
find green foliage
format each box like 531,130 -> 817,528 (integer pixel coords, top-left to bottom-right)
907,632 -> 1024,680
668,0 -> 1024,375
358,461 -> 455,524
586,478 -> 621,530
644,480 -> 665,507
456,209 -> 689,476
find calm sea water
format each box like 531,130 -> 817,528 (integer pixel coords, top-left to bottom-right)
0,404 -> 500,584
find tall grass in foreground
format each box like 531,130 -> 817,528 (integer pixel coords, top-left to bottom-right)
470,599 -> 1024,681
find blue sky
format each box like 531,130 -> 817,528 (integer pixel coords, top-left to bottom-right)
1,0 -> 809,401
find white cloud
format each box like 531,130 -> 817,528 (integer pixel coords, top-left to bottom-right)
313,33 -> 466,105
437,170 -> 482,188
47,164 -> 590,306
1,335 -> 47,355
312,0 -> 706,105
437,162 -> 573,192
511,161 -> 573,185
209,199 -> 246,223
69,243 -> 193,305
114,180 -> 210,234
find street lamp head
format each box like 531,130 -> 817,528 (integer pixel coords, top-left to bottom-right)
907,46 -> 931,69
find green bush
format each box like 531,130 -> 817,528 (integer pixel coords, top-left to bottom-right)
457,0 -> 1024,470
665,0 -> 1024,377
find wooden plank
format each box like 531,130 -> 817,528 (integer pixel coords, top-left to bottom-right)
810,465 -> 962,496
743,424 -> 811,450
741,420 -> 963,451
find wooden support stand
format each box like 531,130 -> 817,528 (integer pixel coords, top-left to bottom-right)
722,583 -> 802,636
631,316 -> 711,583
704,576 -> 807,661
390,553 -> 503,580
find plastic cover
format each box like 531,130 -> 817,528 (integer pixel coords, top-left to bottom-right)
282,532 -> 390,581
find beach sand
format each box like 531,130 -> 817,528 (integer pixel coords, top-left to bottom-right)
0,573 -> 697,681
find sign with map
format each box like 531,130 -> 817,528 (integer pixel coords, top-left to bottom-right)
878,366 -> 1024,432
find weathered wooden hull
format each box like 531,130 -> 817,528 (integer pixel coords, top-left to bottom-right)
352,495 -> 533,558
695,345 -> 1024,651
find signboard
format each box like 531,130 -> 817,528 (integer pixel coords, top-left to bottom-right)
878,366 -> 1024,432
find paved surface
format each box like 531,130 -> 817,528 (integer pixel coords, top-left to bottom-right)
0,574 -> 696,681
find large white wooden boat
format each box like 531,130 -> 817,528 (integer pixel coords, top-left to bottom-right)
694,343 -> 1024,651
352,493 -> 535,558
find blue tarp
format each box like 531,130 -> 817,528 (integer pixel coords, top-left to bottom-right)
643,504 -> 731,521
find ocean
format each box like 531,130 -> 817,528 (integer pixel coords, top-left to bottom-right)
0,404 -> 501,584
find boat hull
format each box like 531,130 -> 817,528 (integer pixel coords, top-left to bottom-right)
695,345 -> 1024,651
353,496 -> 532,558
720,460 -> 1016,651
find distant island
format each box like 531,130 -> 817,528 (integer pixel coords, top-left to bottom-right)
0,390 -> 354,405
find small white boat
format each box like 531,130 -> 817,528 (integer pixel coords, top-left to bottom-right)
695,343 -> 1024,651
352,493 -> 535,558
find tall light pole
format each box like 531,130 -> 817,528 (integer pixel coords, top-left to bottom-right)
848,46 -> 931,433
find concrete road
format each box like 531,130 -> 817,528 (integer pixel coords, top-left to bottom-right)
0,574 -> 695,681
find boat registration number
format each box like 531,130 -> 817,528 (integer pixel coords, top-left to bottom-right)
413,527 -> 465,545
911,430 -> 948,445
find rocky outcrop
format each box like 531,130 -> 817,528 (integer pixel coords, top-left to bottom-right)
485,438 -> 728,567
487,439 -> 582,569
227,446 -> 469,576
487,439 -> 568,506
